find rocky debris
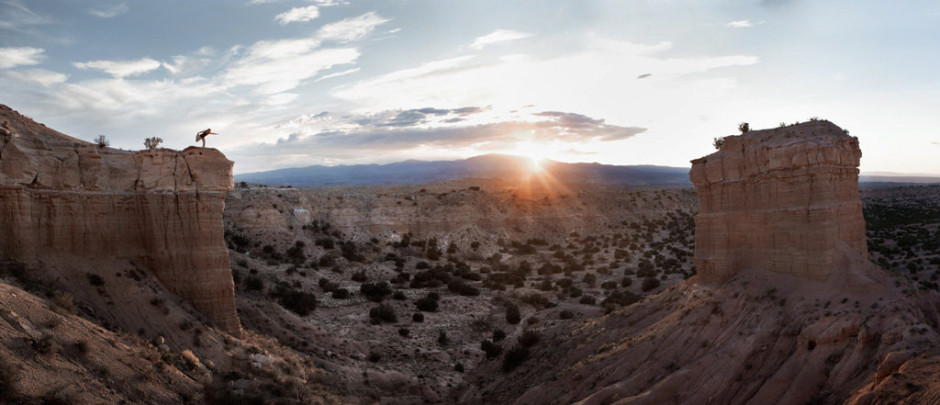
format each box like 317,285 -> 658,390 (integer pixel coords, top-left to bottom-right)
690,121 -> 867,284
0,104 -> 241,336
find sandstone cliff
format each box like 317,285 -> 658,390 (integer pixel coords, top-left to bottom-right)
690,121 -> 867,284
0,104 -> 241,336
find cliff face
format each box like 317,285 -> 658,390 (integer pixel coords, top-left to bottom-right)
0,105 -> 241,336
690,121 -> 867,285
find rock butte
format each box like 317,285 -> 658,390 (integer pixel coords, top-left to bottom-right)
690,120 -> 868,285
0,105 -> 241,336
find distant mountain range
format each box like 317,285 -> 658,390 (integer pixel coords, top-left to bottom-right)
234,154 -> 693,187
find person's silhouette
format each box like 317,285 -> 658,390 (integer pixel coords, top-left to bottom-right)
196,128 -> 217,147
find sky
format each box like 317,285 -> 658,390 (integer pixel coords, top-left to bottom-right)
1,0 -> 938,175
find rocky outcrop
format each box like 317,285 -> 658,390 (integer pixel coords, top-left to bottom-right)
690,121 -> 867,284
0,104 -> 241,336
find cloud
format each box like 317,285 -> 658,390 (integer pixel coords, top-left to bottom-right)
0,1 -> 52,31
73,57 -> 162,78
0,47 -> 44,69
275,5 -> 319,24
331,36 -> 758,118
89,3 -> 128,18
250,0 -> 346,5
636,73 -> 651,79
2,68 -> 67,87
932,142 -> 940,147
315,67 -> 360,82
226,107 -> 645,170
470,29 -> 532,50
222,38 -> 359,94
316,12 -> 390,42
726,20 -> 764,28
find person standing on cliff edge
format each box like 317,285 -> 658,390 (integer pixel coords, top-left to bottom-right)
196,128 -> 217,147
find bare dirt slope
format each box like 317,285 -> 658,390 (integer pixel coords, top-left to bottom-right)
465,259 -> 940,405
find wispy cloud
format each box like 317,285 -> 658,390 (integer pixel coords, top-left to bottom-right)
332,36 -> 758,115
315,67 -> 360,82
2,68 -> 67,87
726,20 -> 763,28
275,5 -> 319,24
0,46 -> 44,69
89,3 -> 128,18
470,29 -> 532,50
316,12 -> 389,42
223,38 -> 359,94
73,57 -> 162,78
0,1 -> 52,31
932,141 -> 940,147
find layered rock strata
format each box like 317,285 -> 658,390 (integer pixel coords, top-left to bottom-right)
690,121 -> 867,284
0,105 -> 241,335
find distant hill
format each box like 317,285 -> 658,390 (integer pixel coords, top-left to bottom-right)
235,154 -> 692,187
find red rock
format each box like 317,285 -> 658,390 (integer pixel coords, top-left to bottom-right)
690,121 -> 867,284
0,104 -> 241,336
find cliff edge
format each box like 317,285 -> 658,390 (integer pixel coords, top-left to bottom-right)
0,104 -> 241,336
690,121 -> 867,284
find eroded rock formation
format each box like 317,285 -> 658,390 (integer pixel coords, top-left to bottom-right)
0,104 -> 241,336
690,121 -> 867,284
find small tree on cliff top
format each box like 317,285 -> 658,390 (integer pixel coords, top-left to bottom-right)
738,122 -> 750,134
144,136 -> 163,150
712,137 -> 725,150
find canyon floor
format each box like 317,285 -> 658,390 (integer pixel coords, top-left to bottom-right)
2,179 -> 940,403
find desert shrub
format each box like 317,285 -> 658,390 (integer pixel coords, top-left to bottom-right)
502,346 -> 529,372
341,241 -> 364,262
415,296 -> 439,312
286,240 -> 306,263
393,291 -> 407,300
579,295 -> 597,305
437,330 -> 450,346
0,355 -> 21,401
87,273 -> 105,286
351,271 -> 368,282
360,281 -> 392,302
369,304 -> 397,324
331,288 -> 350,299
522,293 -> 556,309
398,328 -> 410,337
559,310 -> 575,320
641,277 -> 661,292
621,277 -> 633,287
481,340 -> 503,359
582,273 -> 596,286
569,287 -> 583,298
33,334 -> 59,356
505,304 -> 521,324
526,316 -> 539,325
275,287 -> 317,316
603,290 -> 641,307
601,281 -> 618,289
52,292 -> 76,314
492,329 -> 506,342
244,276 -> 264,291
368,351 -> 382,362
454,362 -> 465,372
448,279 -> 480,296
518,330 -> 540,347
318,277 -> 337,292
316,237 -> 335,249
412,312 -> 425,322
